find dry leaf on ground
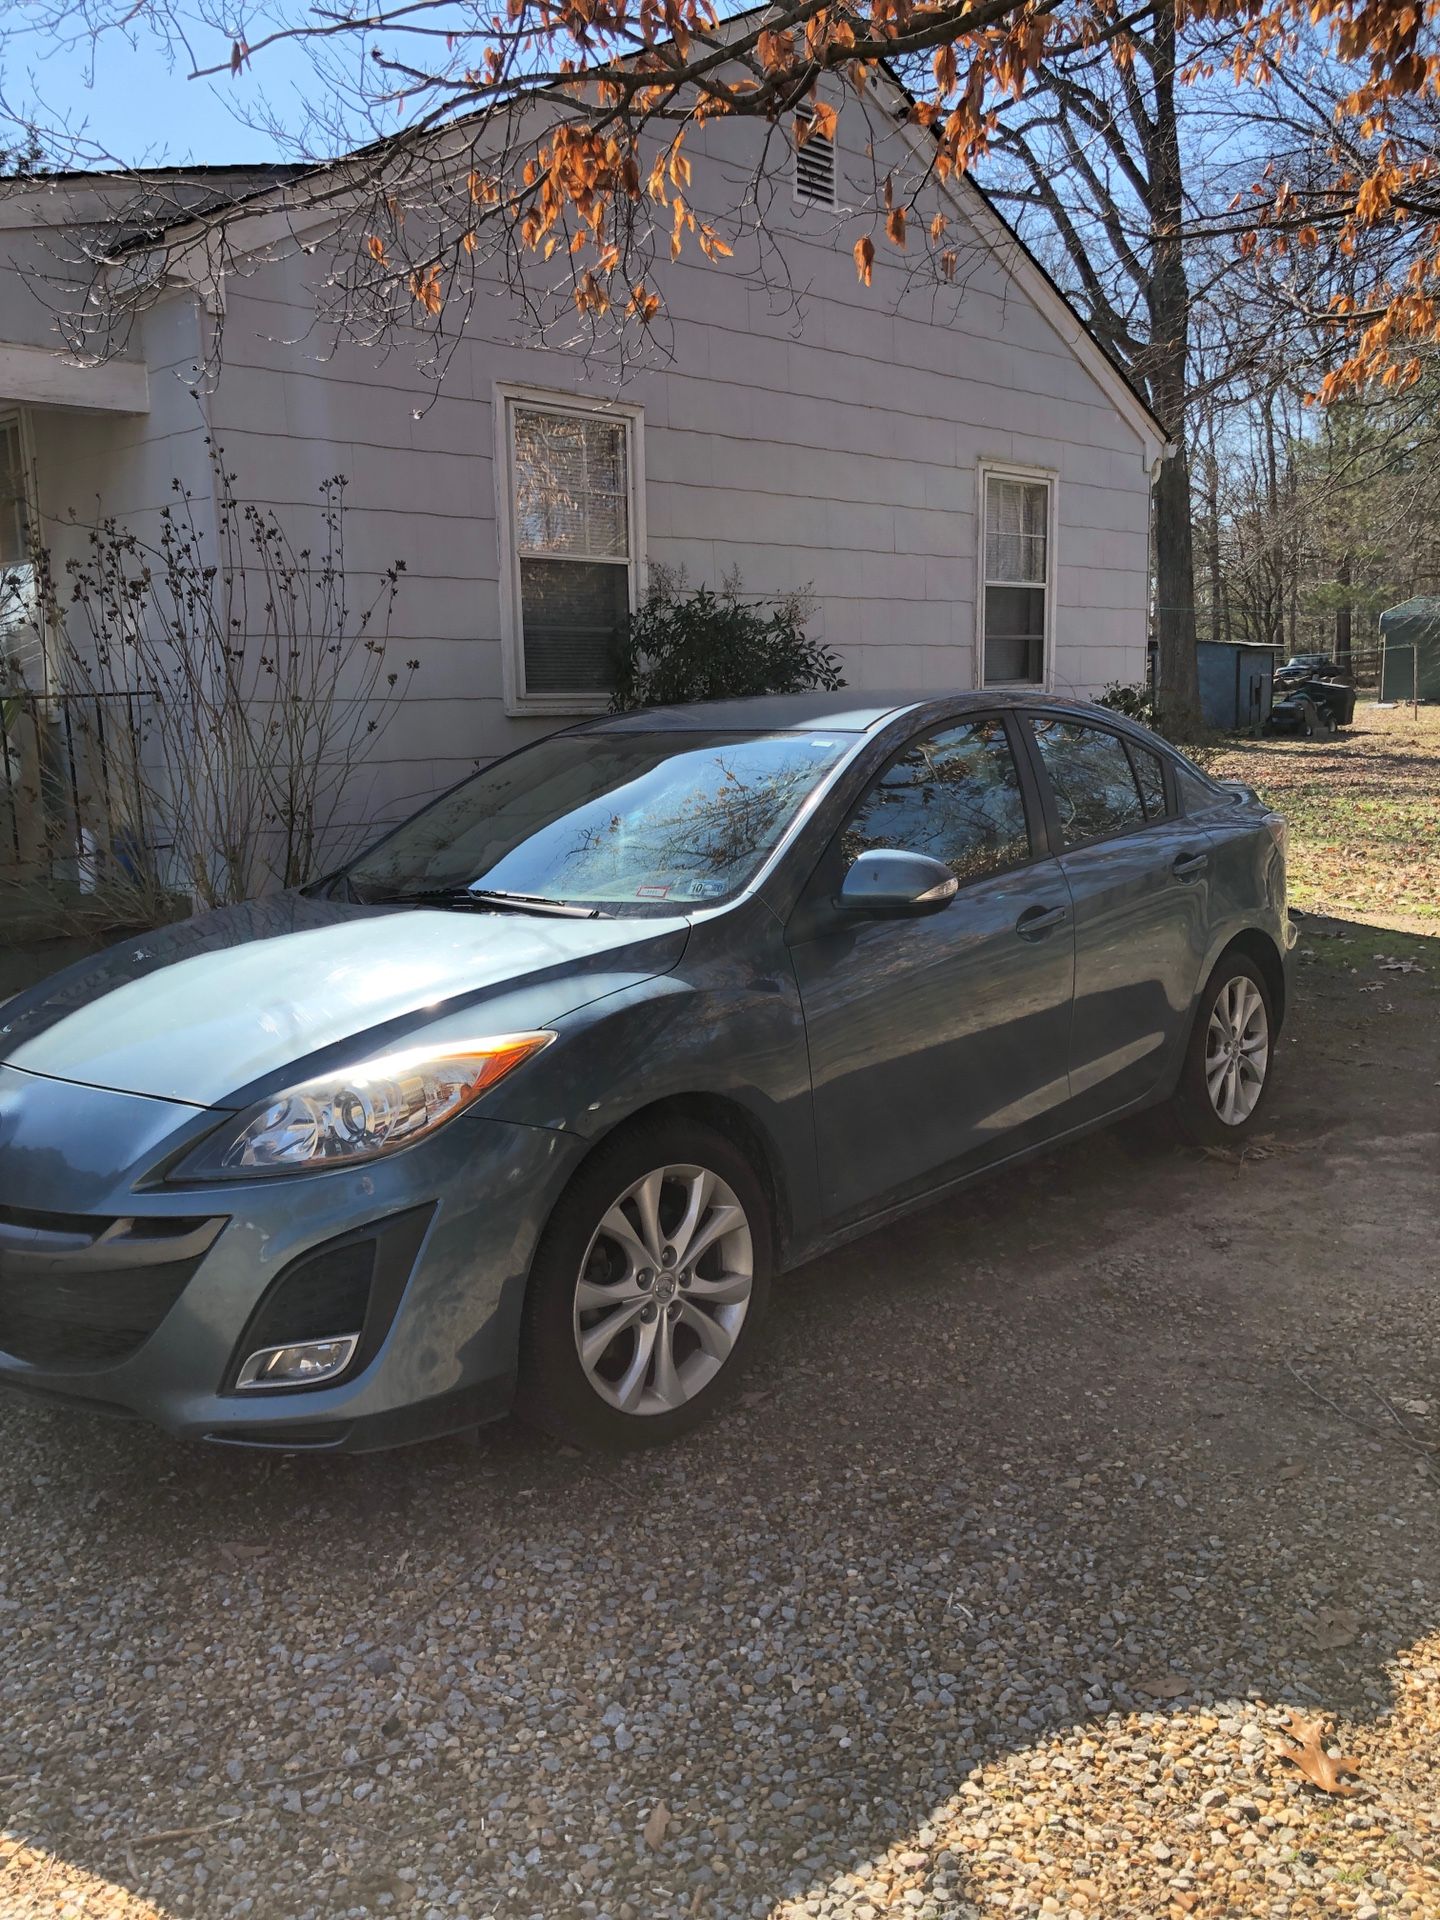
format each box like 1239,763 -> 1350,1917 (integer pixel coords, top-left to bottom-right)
1134,1670 -> 1191,1699
642,1800 -> 671,1849
1274,1711 -> 1367,1796
1312,1606 -> 1361,1651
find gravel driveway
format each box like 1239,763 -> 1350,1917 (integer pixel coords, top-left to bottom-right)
2,921 -> 1437,1920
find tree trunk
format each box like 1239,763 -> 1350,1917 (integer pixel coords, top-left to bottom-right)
1143,4 -> 1201,729
1201,451 -> 1223,646
1335,551 -> 1352,668
1153,445 -> 1200,725
1263,391 -> 1282,648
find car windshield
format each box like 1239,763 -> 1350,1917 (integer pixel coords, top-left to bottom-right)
343,728 -> 854,916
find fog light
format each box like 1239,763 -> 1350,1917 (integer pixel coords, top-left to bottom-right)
234,1333 -> 360,1391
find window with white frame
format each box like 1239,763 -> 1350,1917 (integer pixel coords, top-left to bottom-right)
502,394 -> 640,705
0,413 -> 41,687
981,470 -> 1052,687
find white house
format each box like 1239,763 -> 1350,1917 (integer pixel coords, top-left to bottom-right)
0,66 -> 1164,862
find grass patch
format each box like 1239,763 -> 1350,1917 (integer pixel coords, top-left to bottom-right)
1197,703 -> 1440,931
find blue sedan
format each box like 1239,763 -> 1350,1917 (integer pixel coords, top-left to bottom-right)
0,692 -> 1293,1451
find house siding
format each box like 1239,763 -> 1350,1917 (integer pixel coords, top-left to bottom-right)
4,105 -> 1154,838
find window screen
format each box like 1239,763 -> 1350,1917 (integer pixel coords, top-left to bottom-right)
0,416 -> 38,684
0,419 -> 27,569
511,404 -> 633,696
841,718 -> 1032,886
983,474 -> 1050,686
1029,718 -> 1145,848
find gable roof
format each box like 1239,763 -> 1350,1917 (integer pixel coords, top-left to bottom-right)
27,20 -> 1166,458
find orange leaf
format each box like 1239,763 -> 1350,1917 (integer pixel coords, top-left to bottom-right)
407,265 -> 443,316
627,282 -> 661,324
853,234 -> 875,286
1274,1713 -> 1366,1797
365,234 -> 387,265
886,206 -> 907,249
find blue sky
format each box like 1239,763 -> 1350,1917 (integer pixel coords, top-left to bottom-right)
3,19 -> 323,167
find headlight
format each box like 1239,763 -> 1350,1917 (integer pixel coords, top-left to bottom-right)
173,1032 -> 553,1180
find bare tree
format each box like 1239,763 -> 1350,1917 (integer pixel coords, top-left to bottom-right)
0,0 -> 1435,394
974,4 -> 1230,720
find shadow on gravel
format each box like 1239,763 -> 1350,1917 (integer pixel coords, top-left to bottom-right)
1,920 -> 1436,1920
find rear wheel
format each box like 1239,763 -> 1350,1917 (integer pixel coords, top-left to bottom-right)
1170,953 -> 1275,1147
517,1119 -> 772,1449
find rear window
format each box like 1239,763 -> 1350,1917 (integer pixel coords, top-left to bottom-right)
1029,717 -> 1146,849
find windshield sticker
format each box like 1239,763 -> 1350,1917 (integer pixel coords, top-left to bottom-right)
635,883 -> 672,900
680,876 -> 728,899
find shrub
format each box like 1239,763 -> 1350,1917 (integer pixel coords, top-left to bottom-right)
610,568 -> 843,712
4,441 -> 414,923
1094,679 -> 1161,728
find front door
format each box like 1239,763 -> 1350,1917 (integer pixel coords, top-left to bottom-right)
1023,714 -> 1214,1117
787,713 -> 1076,1223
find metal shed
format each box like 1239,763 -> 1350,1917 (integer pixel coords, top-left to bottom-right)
1378,597 -> 1440,702
1195,641 -> 1274,731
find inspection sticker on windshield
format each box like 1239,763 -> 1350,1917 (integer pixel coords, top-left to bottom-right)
679,876 -> 727,899
636,883 -> 672,900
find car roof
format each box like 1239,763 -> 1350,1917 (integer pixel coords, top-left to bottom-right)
575,691 -> 926,734
574,687 -> 1109,735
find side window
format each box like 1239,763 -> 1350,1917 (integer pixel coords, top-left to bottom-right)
1176,761 -> 1222,815
1029,718 -> 1145,849
1127,739 -> 1169,820
840,718 -> 1032,885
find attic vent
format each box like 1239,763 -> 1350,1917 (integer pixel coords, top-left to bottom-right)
793,104 -> 837,210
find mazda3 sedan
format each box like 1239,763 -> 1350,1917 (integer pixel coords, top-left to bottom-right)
0,692 -> 1293,1451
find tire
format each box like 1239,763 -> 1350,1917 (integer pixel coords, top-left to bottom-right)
1169,952 -> 1276,1148
516,1118 -> 773,1450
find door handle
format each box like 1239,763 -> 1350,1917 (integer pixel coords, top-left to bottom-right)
1172,850 -> 1209,880
1016,903 -> 1068,939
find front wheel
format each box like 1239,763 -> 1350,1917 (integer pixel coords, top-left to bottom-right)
517,1120 -> 772,1450
1169,953 -> 1276,1147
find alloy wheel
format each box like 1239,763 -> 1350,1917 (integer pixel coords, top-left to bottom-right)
572,1163 -> 754,1415
1204,976 -> 1269,1125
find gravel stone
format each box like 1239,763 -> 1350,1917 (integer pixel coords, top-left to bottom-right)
0,930 -> 1437,1920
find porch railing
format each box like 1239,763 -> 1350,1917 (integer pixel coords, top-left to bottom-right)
0,689 -> 154,906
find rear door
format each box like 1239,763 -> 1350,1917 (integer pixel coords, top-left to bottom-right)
1021,714 -> 1213,1118
786,711 -> 1075,1223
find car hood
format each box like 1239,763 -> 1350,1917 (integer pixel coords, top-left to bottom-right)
0,893 -> 690,1107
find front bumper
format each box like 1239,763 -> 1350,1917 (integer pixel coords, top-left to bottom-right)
0,1065 -> 585,1449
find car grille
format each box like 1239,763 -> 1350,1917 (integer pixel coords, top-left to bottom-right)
0,1205 -> 225,1371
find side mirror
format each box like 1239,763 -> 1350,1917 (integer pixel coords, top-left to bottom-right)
836,849 -> 959,914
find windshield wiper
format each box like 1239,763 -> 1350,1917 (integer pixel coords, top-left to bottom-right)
369,886 -> 610,919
